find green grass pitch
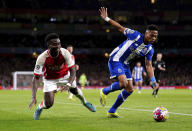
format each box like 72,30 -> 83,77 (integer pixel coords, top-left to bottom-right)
0,89 -> 192,131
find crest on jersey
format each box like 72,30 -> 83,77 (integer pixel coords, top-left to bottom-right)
129,30 -> 135,34
36,65 -> 40,70
141,47 -> 148,54
118,68 -> 122,73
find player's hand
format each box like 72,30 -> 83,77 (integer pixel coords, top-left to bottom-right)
60,85 -> 70,92
75,64 -> 79,71
29,97 -> 37,109
99,7 -> 108,20
152,81 -> 158,90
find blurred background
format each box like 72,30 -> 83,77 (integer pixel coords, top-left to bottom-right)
0,0 -> 192,89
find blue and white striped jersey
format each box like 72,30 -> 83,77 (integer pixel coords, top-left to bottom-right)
133,66 -> 145,80
109,28 -> 154,64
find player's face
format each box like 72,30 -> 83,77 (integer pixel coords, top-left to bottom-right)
48,38 -> 61,58
67,47 -> 73,54
144,30 -> 158,44
137,62 -> 141,67
157,53 -> 162,60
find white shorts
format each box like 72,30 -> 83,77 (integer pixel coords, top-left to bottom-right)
43,72 -> 76,92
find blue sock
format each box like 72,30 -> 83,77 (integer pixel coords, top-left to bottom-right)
102,82 -> 121,95
138,86 -> 141,90
108,89 -> 133,113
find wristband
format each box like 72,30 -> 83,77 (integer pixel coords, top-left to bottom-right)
104,17 -> 111,22
150,76 -> 156,83
66,83 -> 71,87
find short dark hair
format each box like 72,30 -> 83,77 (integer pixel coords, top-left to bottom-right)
146,24 -> 158,31
67,44 -> 73,48
45,33 -> 59,43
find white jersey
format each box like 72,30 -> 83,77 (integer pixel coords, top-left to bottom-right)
133,66 -> 145,80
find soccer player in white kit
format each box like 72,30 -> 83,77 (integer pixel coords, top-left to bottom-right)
29,33 -> 96,120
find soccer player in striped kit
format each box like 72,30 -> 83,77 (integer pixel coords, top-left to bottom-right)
132,62 -> 146,94
99,7 -> 158,118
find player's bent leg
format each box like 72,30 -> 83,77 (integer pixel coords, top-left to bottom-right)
34,101 -> 44,120
100,81 -> 123,107
68,93 -> 75,101
138,81 -> 142,94
34,91 -> 55,120
84,102 -> 96,112
102,82 -> 122,95
44,91 -> 55,108
107,77 -> 133,118
100,88 -> 107,107
69,87 -> 96,112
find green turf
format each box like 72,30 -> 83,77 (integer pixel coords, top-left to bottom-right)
0,89 -> 192,131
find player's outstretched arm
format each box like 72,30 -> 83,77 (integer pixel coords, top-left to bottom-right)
145,59 -> 157,88
60,66 -> 76,92
99,7 -> 126,33
68,66 -> 76,85
29,76 -> 39,109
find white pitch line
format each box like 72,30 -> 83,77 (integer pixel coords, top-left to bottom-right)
55,102 -> 192,117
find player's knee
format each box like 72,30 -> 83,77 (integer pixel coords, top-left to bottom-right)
69,88 -> 78,95
119,80 -> 127,88
125,88 -> 134,92
124,83 -> 134,92
45,101 -> 54,109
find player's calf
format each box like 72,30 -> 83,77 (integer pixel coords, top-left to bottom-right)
69,88 -> 78,95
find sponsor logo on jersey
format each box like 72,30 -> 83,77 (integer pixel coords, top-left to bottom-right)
129,30 -> 135,34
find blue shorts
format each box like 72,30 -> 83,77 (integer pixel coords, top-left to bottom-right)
134,78 -> 143,82
108,60 -> 132,80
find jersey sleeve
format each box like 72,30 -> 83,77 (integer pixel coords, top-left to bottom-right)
124,28 -> 140,39
34,55 -> 44,76
61,48 -> 75,68
145,47 -> 154,61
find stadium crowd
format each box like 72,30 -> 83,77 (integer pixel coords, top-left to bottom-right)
0,34 -> 192,49
0,0 -> 192,88
0,54 -> 191,88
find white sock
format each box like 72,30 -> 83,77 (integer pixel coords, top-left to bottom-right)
69,93 -> 73,99
38,101 -> 46,109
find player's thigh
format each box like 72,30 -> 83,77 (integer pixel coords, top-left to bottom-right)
123,64 -> 132,81
118,75 -> 133,91
108,61 -> 125,79
43,78 -> 57,92
118,74 -> 128,88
